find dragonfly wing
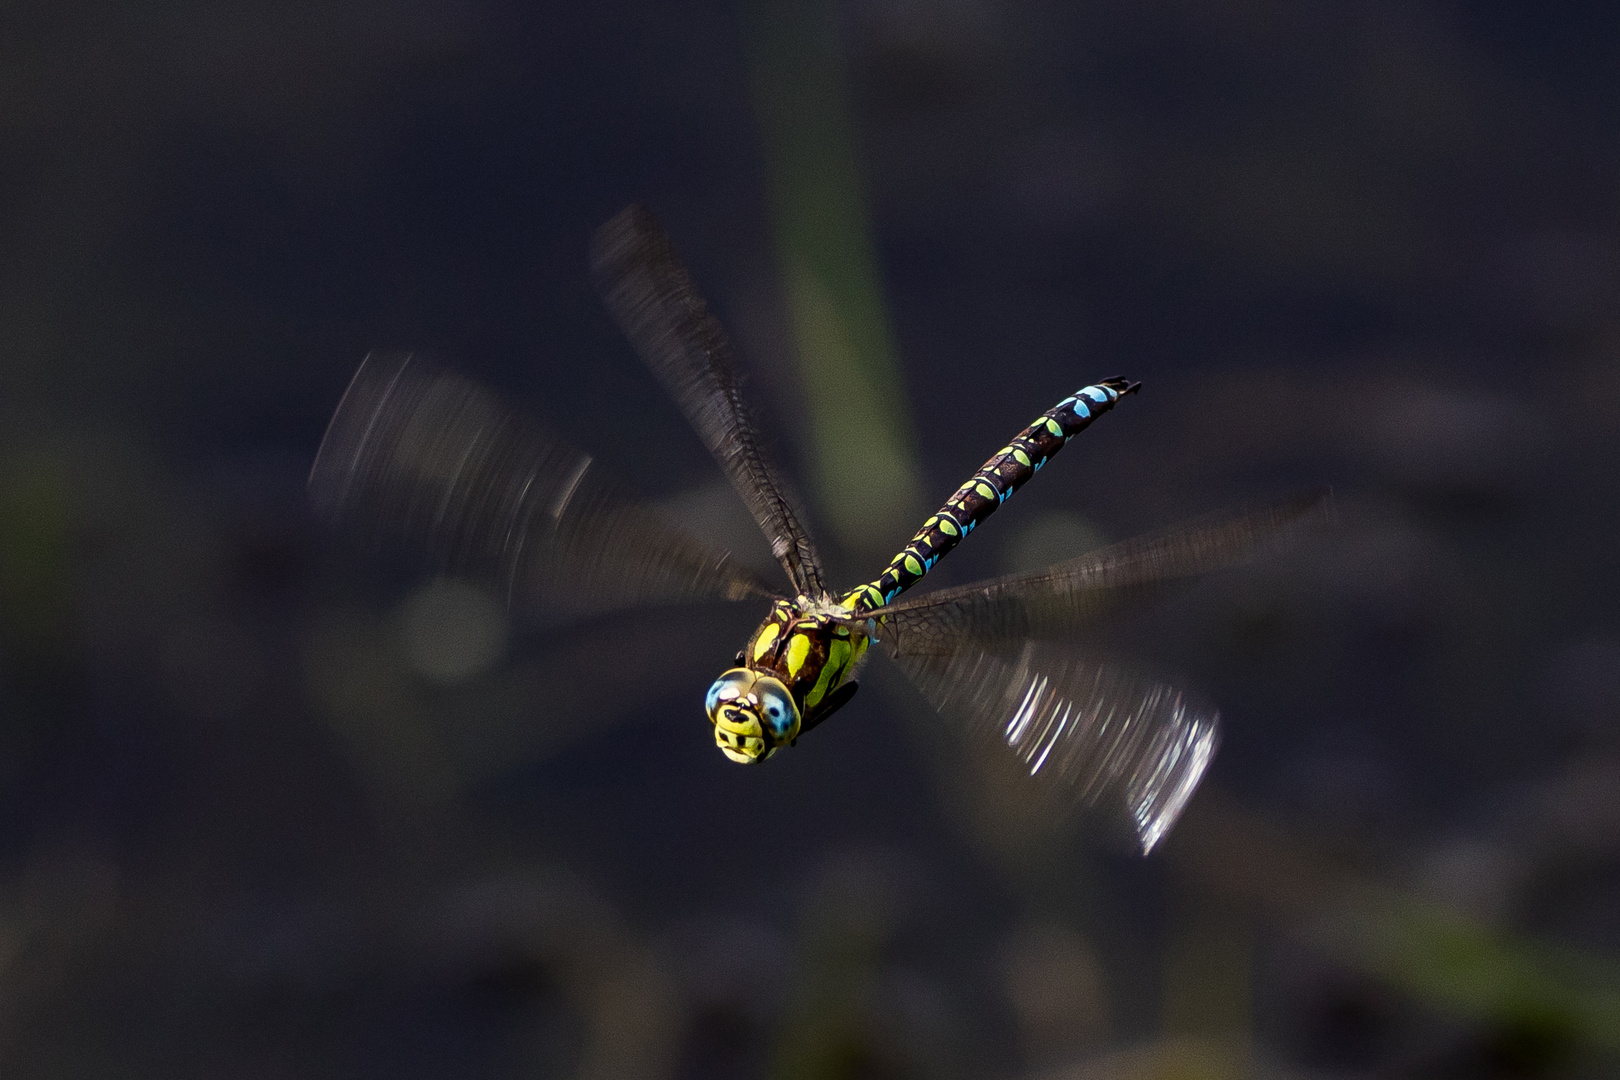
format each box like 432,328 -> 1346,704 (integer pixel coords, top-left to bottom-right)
890,641 -> 1219,852
870,493 -> 1330,653
590,204 -> 827,598
309,353 -> 775,617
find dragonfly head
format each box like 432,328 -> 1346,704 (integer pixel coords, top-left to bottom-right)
705,667 -> 800,763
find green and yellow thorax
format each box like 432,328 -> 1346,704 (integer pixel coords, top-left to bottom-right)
747,597 -> 870,713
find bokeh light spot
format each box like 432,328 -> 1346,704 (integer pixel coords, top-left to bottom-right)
399,580 -> 508,684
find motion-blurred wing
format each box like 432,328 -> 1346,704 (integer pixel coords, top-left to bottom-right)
590,204 -> 827,598
309,353 -> 774,616
871,496 -> 1325,850
891,642 -> 1218,852
870,493 -> 1329,655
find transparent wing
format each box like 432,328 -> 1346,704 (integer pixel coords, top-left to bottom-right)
590,204 -> 827,598
890,642 -> 1219,853
867,493 -> 1330,655
309,353 -> 775,617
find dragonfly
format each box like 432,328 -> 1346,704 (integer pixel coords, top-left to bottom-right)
309,204 -> 1326,853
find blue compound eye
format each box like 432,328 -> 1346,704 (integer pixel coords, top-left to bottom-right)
754,680 -> 800,740
706,669 -> 753,720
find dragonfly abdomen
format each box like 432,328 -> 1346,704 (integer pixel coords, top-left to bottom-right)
843,378 -> 1138,612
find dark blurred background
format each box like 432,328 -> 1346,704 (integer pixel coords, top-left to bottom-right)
4,0 -> 1620,1077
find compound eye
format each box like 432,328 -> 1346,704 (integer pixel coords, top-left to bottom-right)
754,679 -> 800,741
706,668 -> 754,720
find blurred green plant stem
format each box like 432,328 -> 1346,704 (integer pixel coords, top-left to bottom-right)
738,0 -> 923,561
1176,794 -> 1620,1057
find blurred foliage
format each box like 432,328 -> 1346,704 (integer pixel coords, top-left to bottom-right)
0,450 -> 74,661
739,0 -> 924,560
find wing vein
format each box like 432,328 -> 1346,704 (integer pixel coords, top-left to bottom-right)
590,205 -> 827,597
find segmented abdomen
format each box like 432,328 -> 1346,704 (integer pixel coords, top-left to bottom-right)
842,378 -> 1137,613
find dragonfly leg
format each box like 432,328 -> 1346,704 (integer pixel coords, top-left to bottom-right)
796,680 -> 859,740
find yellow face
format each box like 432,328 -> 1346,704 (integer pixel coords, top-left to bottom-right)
705,668 -> 801,763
